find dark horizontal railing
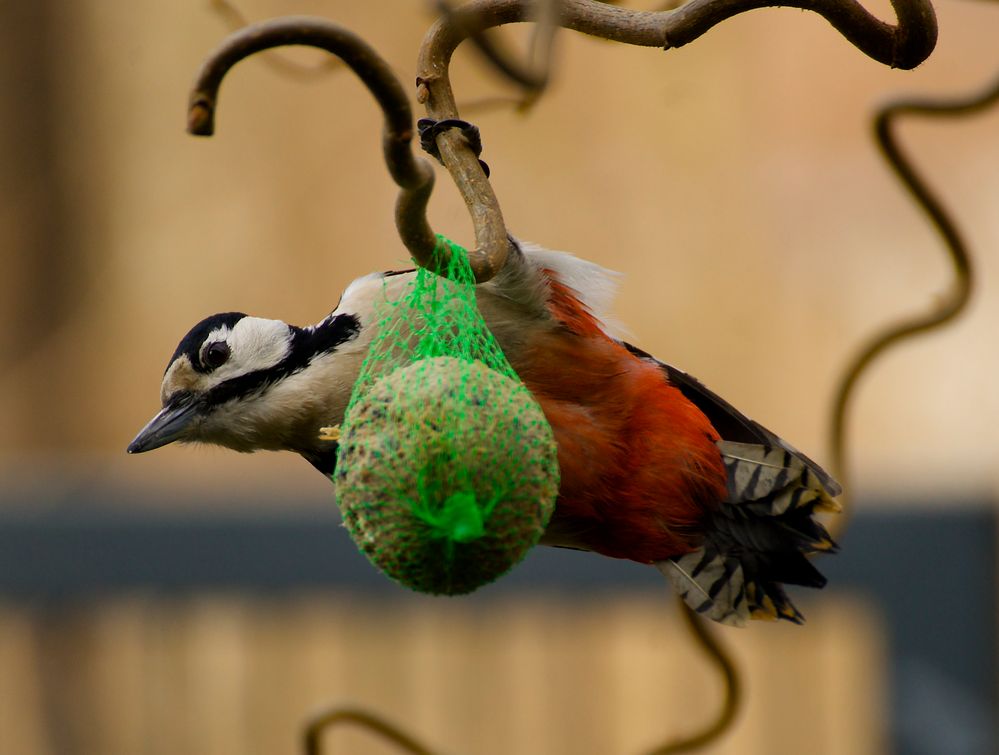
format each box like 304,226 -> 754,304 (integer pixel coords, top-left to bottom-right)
0,492 -> 994,755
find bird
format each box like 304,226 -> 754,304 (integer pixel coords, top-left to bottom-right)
128,239 -> 840,626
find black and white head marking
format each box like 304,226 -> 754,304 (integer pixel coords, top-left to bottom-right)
168,311 -> 246,375
129,310 -> 361,454
158,312 -> 360,409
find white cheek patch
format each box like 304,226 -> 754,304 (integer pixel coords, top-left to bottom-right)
191,317 -> 293,395
215,317 -> 293,380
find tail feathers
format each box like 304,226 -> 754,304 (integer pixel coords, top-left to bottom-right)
720,440 -> 840,511
661,440 -> 841,627
661,547 -> 807,627
661,550 -> 751,627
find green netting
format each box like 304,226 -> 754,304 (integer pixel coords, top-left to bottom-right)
334,236 -> 560,595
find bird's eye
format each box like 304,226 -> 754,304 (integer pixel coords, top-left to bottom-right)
202,341 -> 231,370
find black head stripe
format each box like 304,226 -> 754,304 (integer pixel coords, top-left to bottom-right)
303,312 -> 361,356
203,313 -> 360,408
381,268 -> 415,278
169,312 -> 247,374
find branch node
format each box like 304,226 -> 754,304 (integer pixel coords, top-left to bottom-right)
187,96 -> 216,136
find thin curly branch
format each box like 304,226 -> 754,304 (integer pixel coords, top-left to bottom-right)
302,706 -> 439,755
829,69 -> 996,516
416,0 -> 937,281
663,0 -> 935,67
187,17 -> 440,273
209,0 -> 344,80
644,600 -> 741,754
188,1 -> 936,282
436,0 -> 560,91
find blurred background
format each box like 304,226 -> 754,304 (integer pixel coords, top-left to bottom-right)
1,0 -> 996,753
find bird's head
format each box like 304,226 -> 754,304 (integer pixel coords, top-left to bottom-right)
127,308 -> 365,469
125,247 -> 593,472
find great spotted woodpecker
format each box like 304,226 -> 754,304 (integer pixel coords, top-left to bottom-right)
128,240 -> 840,625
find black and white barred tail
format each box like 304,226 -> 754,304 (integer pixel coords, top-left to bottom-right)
658,441 -> 841,627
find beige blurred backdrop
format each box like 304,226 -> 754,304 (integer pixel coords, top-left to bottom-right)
1,3 -> 995,754
3,0 -> 998,508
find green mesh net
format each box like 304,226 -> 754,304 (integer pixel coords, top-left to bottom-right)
334,236 -> 560,595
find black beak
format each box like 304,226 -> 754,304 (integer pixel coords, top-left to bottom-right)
127,400 -> 199,454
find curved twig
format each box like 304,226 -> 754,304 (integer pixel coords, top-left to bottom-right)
302,706 -> 440,755
644,601 -> 741,754
415,0 -> 937,283
187,18 -> 442,274
829,69 -> 997,517
209,0 -> 344,80
436,0 -> 560,92
663,0 -> 935,68
296,602 -> 738,755
423,0 -> 936,69
188,1 -> 936,283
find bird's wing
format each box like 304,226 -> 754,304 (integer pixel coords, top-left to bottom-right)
622,342 -> 842,499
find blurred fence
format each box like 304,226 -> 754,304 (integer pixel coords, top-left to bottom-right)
0,501 -> 994,754
0,594 -> 883,755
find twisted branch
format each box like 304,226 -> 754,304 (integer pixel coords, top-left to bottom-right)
436,0 -> 560,92
302,706 -> 439,755
829,69 -> 997,515
645,601 -> 741,754
188,1 -> 936,282
416,0 -> 937,280
297,601 -> 739,755
209,0 -> 344,80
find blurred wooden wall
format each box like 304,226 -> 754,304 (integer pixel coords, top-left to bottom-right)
3,0 -> 999,500
0,595 -> 885,755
